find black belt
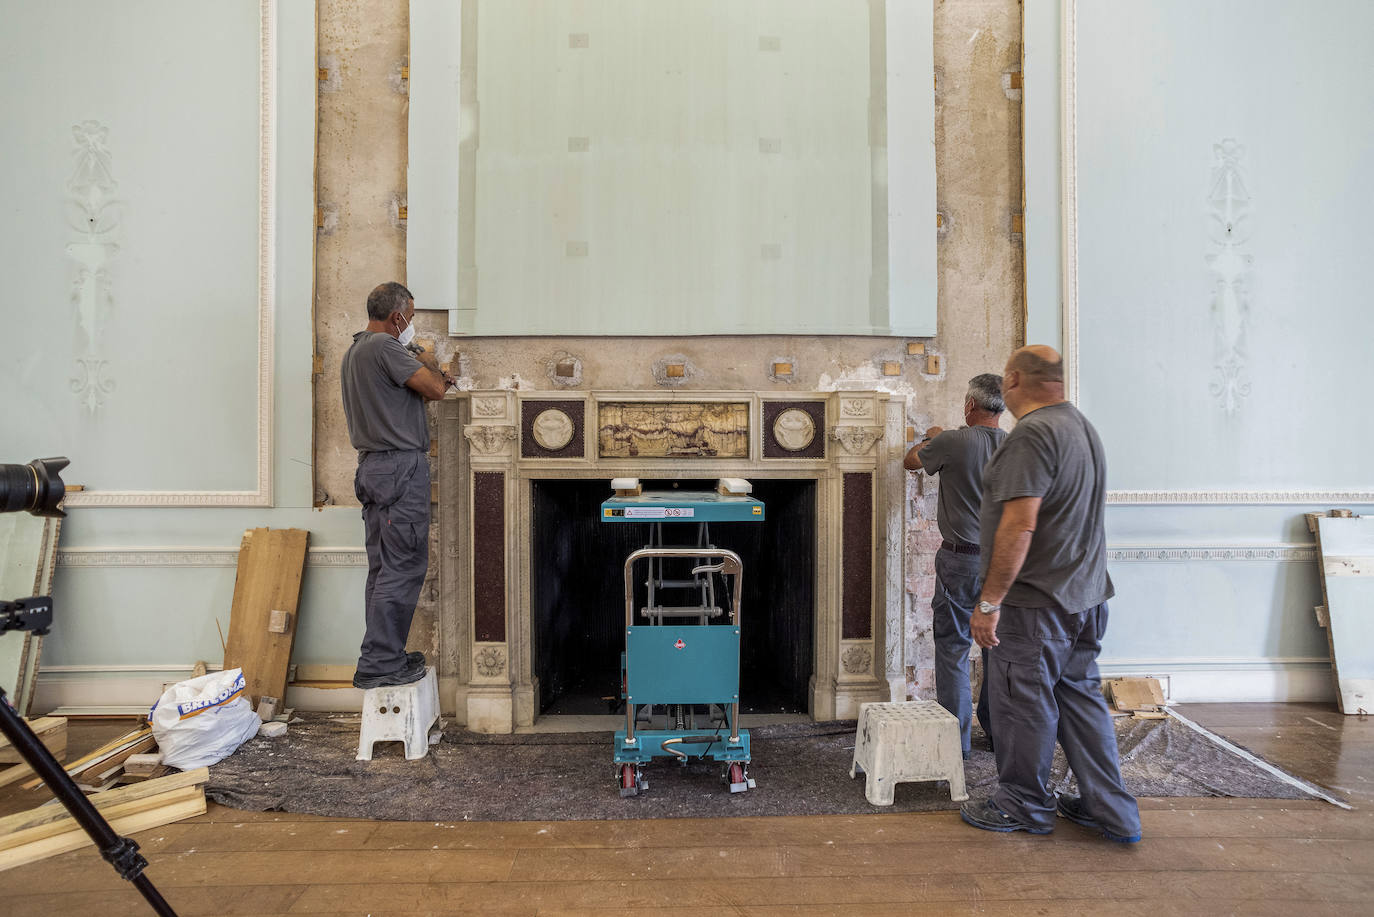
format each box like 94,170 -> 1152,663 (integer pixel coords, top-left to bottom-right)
941,540 -> 981,556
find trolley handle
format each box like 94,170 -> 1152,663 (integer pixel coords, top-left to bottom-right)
623,547 -> 743,627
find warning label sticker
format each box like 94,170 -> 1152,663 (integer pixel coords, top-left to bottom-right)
623,507 -> 695,519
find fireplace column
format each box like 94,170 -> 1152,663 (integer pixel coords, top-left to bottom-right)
449,391 -> 523,734
825,393 -> 895,719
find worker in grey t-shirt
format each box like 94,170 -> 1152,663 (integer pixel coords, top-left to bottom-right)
959,345 -> 1140,844
903,373 -> 1006,758
340,282 -> 453,689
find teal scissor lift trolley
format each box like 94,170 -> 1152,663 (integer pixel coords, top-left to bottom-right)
601,485 -> 764,796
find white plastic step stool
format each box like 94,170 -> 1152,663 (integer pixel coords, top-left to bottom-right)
849,700 -> 968,805
357,666 -> 442,761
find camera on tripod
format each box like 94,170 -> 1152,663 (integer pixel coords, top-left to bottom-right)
0,457 -> 67,636
0,456 -> 69,518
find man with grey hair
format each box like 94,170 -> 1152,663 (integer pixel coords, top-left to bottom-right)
903,372 -> 1006,758
341,282 -> 455,689
960,345 -> 1140,844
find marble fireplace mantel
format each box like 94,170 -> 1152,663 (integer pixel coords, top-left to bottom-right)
435,390 -> 907,733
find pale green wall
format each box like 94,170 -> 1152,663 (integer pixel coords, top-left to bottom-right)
1025,0 -> 1374,694
1,2 -> 365,703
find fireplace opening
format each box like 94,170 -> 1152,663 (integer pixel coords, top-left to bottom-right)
531,479 -> 816,717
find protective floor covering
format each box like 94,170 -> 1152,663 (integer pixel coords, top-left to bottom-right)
206,714 -> 1316,822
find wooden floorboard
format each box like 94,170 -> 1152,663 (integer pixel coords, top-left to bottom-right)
0,703 -> 1370,915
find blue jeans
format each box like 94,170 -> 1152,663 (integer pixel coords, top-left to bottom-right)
355,449 -> 430,676
932,547 -> 992,756
987,602 -> 1140,836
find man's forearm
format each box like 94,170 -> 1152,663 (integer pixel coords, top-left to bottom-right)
980,513 -> 1034,605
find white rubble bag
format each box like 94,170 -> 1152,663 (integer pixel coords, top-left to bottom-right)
148,668 -> 263,769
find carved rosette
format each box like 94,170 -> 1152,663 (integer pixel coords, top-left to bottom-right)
841,644 -> 872,675
474,645 -> 507,678
464,424 -> 518,456
829,425 -> 883,456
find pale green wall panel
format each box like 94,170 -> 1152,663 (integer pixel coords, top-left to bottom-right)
1,0 -> 263,492
3,1 -> 334,694
409,0 -> 937,337
1023,0 -> 1373,697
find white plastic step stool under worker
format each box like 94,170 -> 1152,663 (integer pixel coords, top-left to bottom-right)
357,666 -> 442,761
849,700 -> 969,805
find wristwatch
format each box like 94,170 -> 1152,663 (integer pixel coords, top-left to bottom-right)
976,601 -> 1000,616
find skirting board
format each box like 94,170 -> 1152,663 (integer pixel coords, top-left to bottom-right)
1098,658 -> 1335,705
34,658 -> 1334,714
33,669 -> 367,715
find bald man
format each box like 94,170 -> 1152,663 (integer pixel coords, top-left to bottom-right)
958,345 -> 1140,844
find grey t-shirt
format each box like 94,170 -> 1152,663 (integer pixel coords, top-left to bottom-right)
978,401 -> 1114,612
917,425 -> 1007,546
340,331 -> 430,454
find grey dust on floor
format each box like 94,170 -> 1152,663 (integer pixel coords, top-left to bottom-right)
204,713 -> 1317,822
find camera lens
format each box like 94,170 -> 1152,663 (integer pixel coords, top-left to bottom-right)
0,457 -> 69,517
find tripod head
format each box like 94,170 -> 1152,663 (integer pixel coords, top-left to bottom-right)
1,596 -> 52,636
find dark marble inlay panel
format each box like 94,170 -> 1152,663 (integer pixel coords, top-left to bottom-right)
521,400 -> 585,459
762,400 -> 826,458
841,471 -> 872,640
473,471 -> 506,642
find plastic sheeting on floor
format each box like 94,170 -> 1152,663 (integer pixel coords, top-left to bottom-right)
205,714 -> 1318,822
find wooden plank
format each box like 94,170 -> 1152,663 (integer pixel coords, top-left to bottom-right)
0,786 -> 202,852
0,791 -> 205,872
71,734 -> 156,785
1106,677 -> 1165,712
0,766 -> 208,837
1315,516 -> 1374,714
21,726 -> 152,790
290,664 -> 355,683
0,717 -> 66,764
222,528 -> 310,706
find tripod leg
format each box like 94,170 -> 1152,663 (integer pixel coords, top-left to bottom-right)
0,688 -> 179,916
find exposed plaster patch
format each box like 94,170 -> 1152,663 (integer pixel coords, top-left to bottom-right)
651,354 -> 696,387
389,193 -> 407,230
389,56 -> 409,95
317,202 -> 340,236
496,373 -> 535,391
318,53 -> 342,93
1001,66 -> 1023,102
768,355 -> 798,384
547,352 -> 583,387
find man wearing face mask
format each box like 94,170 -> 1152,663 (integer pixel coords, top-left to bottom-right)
341,281 -> 454,688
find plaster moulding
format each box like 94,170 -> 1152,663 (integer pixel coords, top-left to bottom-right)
63,0 -> 278,508
1055,0 -> 1374,505
56,546 -> 367,568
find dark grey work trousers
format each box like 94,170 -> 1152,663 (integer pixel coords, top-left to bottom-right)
932,547 -> 992,755
988,602 -> 1140,836
355,449 -> 430,676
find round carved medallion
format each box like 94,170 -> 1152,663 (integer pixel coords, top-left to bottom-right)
531,409 -> 575,451
773,408 -> 816,452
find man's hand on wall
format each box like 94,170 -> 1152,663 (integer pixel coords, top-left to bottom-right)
923,425 -> 944,440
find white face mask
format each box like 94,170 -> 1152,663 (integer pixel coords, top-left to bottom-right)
396,313 -> 416,347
